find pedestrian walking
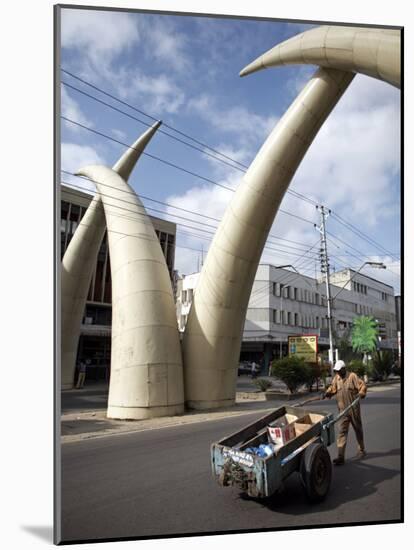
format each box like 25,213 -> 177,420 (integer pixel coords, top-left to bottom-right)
76,360 -> 87,389
325,359 -> 367,465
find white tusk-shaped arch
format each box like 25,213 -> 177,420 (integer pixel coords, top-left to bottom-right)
182,68 -> 354,410
61,122 -> 161,389
239,25 -> 400,88
75,164 -> 184,420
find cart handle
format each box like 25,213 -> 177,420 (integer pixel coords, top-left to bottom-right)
323,396 -> 361,429
292,393 -> 326,407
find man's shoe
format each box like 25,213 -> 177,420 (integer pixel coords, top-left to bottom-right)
333,457 -> 345,466
356,450 -> 367,459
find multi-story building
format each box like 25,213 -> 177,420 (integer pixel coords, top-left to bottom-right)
176,264 -> 398,373
61,183 -> 177,378
329,268 -> 398,348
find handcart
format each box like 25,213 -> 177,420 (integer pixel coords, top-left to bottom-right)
211,396 -> 359,502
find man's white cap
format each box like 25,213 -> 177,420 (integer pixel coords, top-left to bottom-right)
334,360 -> 346,371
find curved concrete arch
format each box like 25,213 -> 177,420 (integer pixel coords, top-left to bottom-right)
182,68 -> 354,410
61,122 -> 161,389
76,165 -> 184,420
239,26 -> 400,88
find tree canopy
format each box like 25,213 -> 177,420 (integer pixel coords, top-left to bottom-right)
351,316 -> 378,355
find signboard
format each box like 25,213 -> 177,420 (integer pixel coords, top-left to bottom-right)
288,335 -> 318,363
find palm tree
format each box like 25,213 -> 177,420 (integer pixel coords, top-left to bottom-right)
351,316 -> 379,363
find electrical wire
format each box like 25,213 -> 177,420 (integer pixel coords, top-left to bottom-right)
61,171 -> 320,256
60,69 -> 398,266
61,183 -> 320,263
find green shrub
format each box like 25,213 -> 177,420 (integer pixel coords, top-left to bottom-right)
348,359 -> 366,378
371,350 -> 393,380
392,361 -> 401,377
270,356 -> 312,394
306,361 -> 331,391
253,378 -> 273,392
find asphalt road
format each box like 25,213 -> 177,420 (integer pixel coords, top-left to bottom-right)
60,386 -> 401,543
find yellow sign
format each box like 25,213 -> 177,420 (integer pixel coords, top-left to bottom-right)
288,335 -> 318,363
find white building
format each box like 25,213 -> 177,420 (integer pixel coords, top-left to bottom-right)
176,264 -> 398,371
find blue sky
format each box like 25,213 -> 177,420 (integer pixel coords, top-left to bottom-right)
60,7 -> 401,293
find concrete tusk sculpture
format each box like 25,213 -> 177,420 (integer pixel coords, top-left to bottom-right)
182,67 -> 355,410
76,166 -> 184,420
61,121 -> 162,389
239,25 -> 400,88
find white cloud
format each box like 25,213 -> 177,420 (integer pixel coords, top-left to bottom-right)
188,93 -> 277,141
61,10 -> 188,117
61,142 -> 106,192
61,9 -> 140,63
61,86 -> 92,131
292,73 -> 400,226
137,16 -> 191,73
111,128 -> 127,141
129,72 -> 186,114
165,174 -> 239,275
187,93 -> 279,181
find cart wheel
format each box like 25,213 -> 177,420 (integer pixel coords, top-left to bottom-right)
300,441 -> 332,503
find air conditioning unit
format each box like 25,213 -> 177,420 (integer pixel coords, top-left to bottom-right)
84,317 -> 93,325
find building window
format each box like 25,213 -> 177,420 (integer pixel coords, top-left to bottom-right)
273,309 -> 281,324
294,313 -> 298,326
293,287 -> 298,300
287,312 -> 292,325
275,283 -> 281,297
182,290 -> 187,303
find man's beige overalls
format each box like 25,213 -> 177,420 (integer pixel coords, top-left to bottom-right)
326,371 -> 367,459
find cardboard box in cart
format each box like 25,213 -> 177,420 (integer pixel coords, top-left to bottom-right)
293,413 -> 325,438
267,414 -> 298,445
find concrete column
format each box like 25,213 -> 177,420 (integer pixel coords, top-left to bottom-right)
61,122 -> 161,389
239,26 -> 400,88
75,164 -> 184,420
182,68 -> 354,409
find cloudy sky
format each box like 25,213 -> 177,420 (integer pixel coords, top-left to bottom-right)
59,7 -> 401,293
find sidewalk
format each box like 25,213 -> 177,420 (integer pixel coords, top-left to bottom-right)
60,377 -> 400,444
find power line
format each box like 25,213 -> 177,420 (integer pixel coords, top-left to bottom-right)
61,67 -> 248,168
61,116 -> 235,191
62,116 -> 318,228
331,211 -> 399,262
62,80 -> 247,174
61,69 -> 398,265
61,183 -> 320,263
61,70 -> 321,206
61,170 -> 318,254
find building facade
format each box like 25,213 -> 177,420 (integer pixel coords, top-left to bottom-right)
61,184 -> 177,378
176,264 -> 398,373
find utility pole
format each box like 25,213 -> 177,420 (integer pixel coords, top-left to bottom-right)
315,205 -> 335,371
